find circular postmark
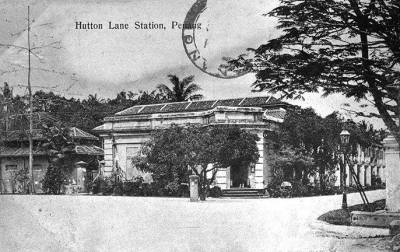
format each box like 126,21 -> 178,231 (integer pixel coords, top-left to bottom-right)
182,0 -> 248,79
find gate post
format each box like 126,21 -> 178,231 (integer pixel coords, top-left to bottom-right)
383,134 -> 400,212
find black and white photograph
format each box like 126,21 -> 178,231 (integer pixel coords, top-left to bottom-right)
0,0 -> 399,251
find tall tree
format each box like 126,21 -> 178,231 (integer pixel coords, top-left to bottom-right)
227,0 -> 400,142
157,75 -> 204,102
269,106 -> 383,191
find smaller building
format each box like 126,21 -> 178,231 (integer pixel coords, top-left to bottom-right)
0,112 -> 103,193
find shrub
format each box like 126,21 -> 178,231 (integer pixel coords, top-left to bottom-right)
165,181 -> 180,196
266,169 -> 286,198
178,184 -> 190,197
43,163 -> 69,194
113,181 -> 124,196
10,169 -> 31,194
208,186 -> 222,198
291,181 -> 308,197
91,177 -> 113,195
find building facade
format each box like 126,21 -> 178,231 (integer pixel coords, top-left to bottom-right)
93,96 -> 289,189
340,144 -> 386,188
0,119 -> 104,193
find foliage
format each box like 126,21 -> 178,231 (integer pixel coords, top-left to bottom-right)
318,199 -> 386,226
266,168 -> 285,197
122,176 -> 144,196
208,186 -> 222,198
290,181 -> 309,198
157,75 -> 204,102
226,0 -> 400,141
91,176 -> 114,195
42,161 -> 73,194
269,106 -> 384,193
10,168 -> 31,194
88,174 -> 189,197
268,147 -> 315,183
41,125 -> 76,194
134,124 -> 260,200
1,83 -> 169,134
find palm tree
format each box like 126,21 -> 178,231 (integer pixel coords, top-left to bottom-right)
156,75 -> 204,102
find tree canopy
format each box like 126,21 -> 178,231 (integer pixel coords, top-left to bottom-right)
0,83 -> 168,134
269,106 -> 385,191
157,75 -> 204,102
227,0 -> 400,142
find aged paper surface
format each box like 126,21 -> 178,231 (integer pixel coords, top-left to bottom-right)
0,1 -> 389,251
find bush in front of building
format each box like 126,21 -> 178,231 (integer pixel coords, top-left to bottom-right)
122,177 -> 144,196
290,181 -> 309,197
43,161 -> 74,194
91,177 -> 112,195
88,175 -> 190,197
207,186 -> 222,198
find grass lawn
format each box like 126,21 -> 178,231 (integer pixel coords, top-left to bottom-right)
317,199 -> 386,226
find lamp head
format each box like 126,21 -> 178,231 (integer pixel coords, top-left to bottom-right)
340,130 -> 350,146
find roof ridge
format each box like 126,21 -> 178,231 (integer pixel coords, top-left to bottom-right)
211,100 -> 219,107
159,104 -> 168,111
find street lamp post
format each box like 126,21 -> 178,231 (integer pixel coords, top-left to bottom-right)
340,130 -> 350,209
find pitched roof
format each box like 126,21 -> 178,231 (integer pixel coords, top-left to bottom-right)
0,147 -> 45,157
0,145 -> 104,157
68,127 -> 99,141
115,96 -> 285,116
2,129 -> 44,142
74,145 -> 104,155
262,108 -> 287,123
3,127 -> 99,142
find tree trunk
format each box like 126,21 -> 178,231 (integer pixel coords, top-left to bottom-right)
319,166 -> 325,192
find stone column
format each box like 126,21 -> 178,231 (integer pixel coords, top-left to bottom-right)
365,165 -> 371,186
345,163 -> 350,186
359,165 -> 365,187
383,134 -> 400,212
254,131 -> 264,189
381,166 -> 386,185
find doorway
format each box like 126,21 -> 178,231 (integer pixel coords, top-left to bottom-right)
230,164 -> 250,188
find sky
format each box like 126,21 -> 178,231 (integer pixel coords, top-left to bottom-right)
0,0 -> 386,129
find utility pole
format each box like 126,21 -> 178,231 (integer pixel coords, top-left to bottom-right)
27,6 -> 34,194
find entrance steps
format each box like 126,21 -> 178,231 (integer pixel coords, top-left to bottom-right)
221,188 -> 266,198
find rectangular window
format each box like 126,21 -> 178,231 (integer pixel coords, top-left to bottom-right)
5,164 -> 17,171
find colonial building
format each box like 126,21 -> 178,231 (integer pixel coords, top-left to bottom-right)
340,143 -> 386,188
93,96 -> 289,189
0,113 -> 104,193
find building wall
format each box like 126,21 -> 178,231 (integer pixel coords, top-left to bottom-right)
100,122 -> 275,189
214,130 -> 267,190
103,133 -> 152,183
104,131 -> 269,189
0,156 -> 49,193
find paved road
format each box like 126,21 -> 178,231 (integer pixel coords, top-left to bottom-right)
0,190 -> 390,252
